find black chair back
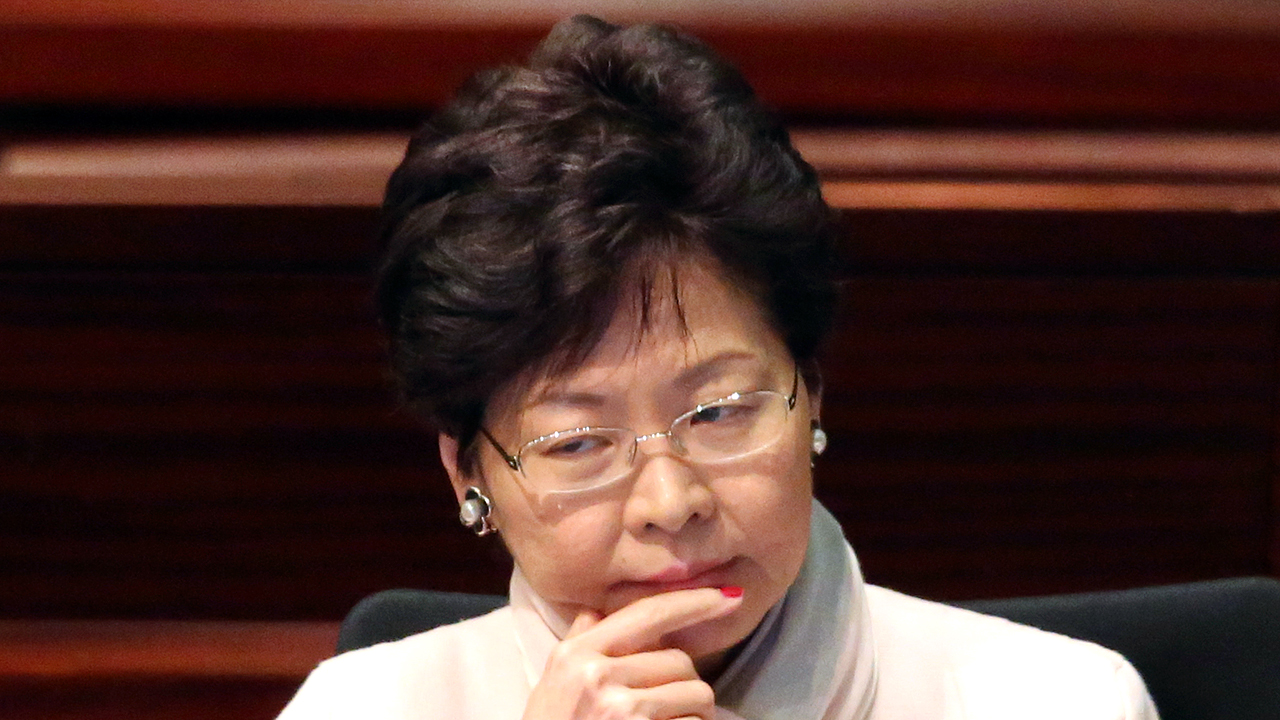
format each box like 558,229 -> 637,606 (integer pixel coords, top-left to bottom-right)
337,577 -> 1280,720
957,577 -> 1280,720
335,588 -> 506,654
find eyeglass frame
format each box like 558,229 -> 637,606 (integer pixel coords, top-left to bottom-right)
478,365 -> 801,493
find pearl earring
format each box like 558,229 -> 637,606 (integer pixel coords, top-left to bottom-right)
811,425 -> 828,456
458,486 -> 496,536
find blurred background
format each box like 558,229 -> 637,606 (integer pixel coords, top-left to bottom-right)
2,0 -> 1279,717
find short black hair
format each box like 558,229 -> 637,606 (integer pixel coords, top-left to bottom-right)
376,15 -> 838,469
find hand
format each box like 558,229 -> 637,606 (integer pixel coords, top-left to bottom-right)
522,587 -> 742,720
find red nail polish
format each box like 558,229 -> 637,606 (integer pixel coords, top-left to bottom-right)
720,586 -> 743,598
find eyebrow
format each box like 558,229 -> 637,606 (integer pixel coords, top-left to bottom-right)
524,350 -> 763,411
673,351 -> 762,390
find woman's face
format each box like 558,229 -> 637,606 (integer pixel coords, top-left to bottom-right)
440,259 -> 818,668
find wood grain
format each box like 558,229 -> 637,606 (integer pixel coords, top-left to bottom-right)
0,620 -> 337,678
7,132 -> 1280,208
9,6 -> 1277,716
0,678 -> 302,720
4,208 -> 1277,616
820,276 -> 1277,599
0,618 -> 335,720
3,2 -> 1280,127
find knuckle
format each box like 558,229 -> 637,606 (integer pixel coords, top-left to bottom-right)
666,648 -> 697,675
547,641 -> 580,668
547,640 -> 573,666
596,685 -> 636,716
692,681 -> 715,707
578,657 -> 609,687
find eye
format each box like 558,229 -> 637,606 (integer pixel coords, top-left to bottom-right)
539,433 -> 613,458
690,394 -> 759,426
691,405 -> 730,424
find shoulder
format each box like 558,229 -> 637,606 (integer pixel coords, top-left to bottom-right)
865,585 -> 1158,720
277,606 -> 529,720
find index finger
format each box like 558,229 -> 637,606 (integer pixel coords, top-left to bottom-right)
574,587 -> 741,656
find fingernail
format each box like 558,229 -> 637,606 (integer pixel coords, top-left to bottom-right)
720,586 -> 743,598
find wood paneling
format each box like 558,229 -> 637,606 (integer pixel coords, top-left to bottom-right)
9,206 -> 1279,273
2,203 -> 1276,620
0,620 -> 337,720
845,210 -> 1280,272
7,9 -> 1279,715
821,277 -> 1277,598
8,132 -> 1280,210
3,1 -> 1280,127
0,619 -> 336,677
0,269 -> 512,619
1,679 -> 301,720
0,206 -> 376,267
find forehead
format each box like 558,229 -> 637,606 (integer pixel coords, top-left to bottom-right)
497,258 -> 788,409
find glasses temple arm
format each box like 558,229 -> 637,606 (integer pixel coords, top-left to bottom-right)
479,427 -> 522,472
787,365 -> 799,409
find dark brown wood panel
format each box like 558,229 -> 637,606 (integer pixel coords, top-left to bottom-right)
713,26 -> 1280,127
3,4 -> 1280,128
818,276 -> 1278,599
0,272 -> 393,443
9,12 -> 1280,714
0,618 -> 336,676
4,228 -> 1277,616
846,210 -> 1280,274
1,679 -> 300,720
0,463 -> 509,618
0,206 -> 380,270
0,270 -> 512,619
0,24 -> 538,111
3,206 -> 1279,272
0,618 -> 334,720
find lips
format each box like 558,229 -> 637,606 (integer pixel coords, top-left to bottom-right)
616,557 -> 740,594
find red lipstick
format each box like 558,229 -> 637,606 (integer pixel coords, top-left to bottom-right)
621,558 -> 740,594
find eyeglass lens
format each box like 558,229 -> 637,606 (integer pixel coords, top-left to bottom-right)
520,390 -> 791,494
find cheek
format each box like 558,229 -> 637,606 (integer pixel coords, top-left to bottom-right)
723,435 -> 813,514
495,495 -> 625,607
717,436 -> 813,569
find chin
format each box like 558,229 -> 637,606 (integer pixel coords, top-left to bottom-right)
665,605 -> 761,664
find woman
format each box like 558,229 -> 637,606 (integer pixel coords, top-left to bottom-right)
280,16 -> 1158,720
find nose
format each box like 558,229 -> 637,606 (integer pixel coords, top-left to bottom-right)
632,428 -> 685,454
622,435 -> 715,535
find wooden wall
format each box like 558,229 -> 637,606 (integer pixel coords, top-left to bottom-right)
6,0 -> 1280,127
4,176 -> 1278,621
2,2 -> 1280,718
827,208 -> 1280,599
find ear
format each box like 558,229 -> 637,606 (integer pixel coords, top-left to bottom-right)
802,364 -> 823,424
438,433 -> 474,505
808,387 -> 822,426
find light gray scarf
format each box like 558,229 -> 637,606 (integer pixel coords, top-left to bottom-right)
510,499 -> 878,720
